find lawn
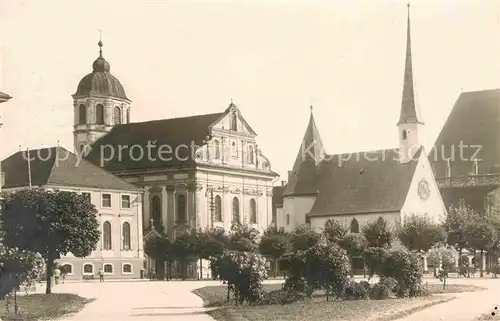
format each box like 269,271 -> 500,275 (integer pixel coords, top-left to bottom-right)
193,283 -> 484,321
193,282 -> 485,307
0,293 -> 94,321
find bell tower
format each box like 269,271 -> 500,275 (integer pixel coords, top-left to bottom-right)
72,36 -> 131,155
398,4 -> 424,163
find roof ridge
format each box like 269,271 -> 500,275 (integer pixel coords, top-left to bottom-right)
126,112 -> 225,126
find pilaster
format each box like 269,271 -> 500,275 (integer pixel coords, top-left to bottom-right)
136,193 -> 144,256
161,186 -> 168,233
166,185 -> 175,241
143,186 -> 150,230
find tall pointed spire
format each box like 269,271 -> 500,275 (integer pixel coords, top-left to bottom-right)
398,3 -> 424,125
283,107 -> 325,196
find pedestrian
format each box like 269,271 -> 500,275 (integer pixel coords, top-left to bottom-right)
53,265 -> 61,285
98,268 -> 104,282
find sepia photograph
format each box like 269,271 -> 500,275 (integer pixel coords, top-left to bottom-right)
0,0 -> 499,320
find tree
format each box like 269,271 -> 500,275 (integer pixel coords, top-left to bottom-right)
322,219 -> 347,244
227,222 -> 259,252
362,217 -> 393,248
144,235 -> 171,280
465,219 -> 496,277
339,233 -> 368,277
397,214 -> 446,253
170,232 -> 198,280
195,227 -> 227,279
259,229 -> 289,278
1,189 -> 100,294
291,225 -> 320,251
443,206 -> 478,255
427,244 -> 458,289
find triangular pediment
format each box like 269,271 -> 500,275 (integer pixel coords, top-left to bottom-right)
210,103 -> 257,136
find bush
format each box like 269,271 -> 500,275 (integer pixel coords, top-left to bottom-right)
379,277 -> 399,293
359,280 -> 370,290
214,250 -> 268,305
342,280 -> 368,300
380,249 -> 423,298
369,283 -> 391,300
260,289 -> 307,305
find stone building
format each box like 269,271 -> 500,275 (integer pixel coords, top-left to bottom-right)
1,147 -> 144,280
75,40 -> 279,278
277,6 -> 448,273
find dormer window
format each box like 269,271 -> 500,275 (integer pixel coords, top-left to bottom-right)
231,112 -> 237,131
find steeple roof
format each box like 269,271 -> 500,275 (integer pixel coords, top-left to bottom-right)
283,107 -> 325,196
398,4 -> 424,125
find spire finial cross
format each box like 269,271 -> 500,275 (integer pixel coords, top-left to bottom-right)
99,29 -> 102,42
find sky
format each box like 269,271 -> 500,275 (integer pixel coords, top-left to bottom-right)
0,0 -> 499,182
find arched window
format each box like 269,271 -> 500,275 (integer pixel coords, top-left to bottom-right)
122,264 -> 132,274
79,144 -> 85,154
114,107 -> 121,124
103,221 -> 112,250
214,140 -> 221,159
402,130 -> 407,140
248,145 -> 254,164
177,194 -> 186,223
350,218 -> 359,233
232,197 -> 240,223
61,264 -> 73,275
286,213 -> 290,225
126,109 -> 130,123
231,112 -> 237,131
214,195 -> 222,221
83,264 -> 93,274
150,195 -> 162,227
104,264 -> 113,273
249,198 -> 257,224
122,222 -> 131,250
79,104 -> 87,124
96,104 -> 104,124
325,219 -> 333,230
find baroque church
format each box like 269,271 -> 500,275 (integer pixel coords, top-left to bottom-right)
275,6 -> 448,263
75,40 -> 278,277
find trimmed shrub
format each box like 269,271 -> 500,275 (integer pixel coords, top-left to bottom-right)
380,249 -> 423,297
359,280 -> 370,290
379,277 -> 398,293
369,283 -> 391,300
260,289 -> 307,305
342,280 -> 369,300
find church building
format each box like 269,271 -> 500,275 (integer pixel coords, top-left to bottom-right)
76,40 -> 279,277
278,6 -> 447,239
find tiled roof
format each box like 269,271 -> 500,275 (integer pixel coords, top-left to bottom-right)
308,148 -> 421,216
431,89 -> 500,177
85,112 -> 225,172
1,146 -> 139,191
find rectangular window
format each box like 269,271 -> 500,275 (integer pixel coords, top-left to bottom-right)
82,192 -> 91,203
121,195 -> 131,209
102,194 -> 111,207
0,172 -> 4,187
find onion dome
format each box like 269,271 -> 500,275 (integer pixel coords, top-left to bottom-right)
73,40 -> 128,100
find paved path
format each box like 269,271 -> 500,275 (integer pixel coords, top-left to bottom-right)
53,280 -> 222,321
397,278 -> 500,321
41,277 -> 500,321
